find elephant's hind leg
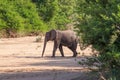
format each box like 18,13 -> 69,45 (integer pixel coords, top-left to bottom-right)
72,50 -> 77,57
59,44 -> 64,57
68,43 -> 78,57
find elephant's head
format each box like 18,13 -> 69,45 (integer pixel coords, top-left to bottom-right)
41,29 -> 57,57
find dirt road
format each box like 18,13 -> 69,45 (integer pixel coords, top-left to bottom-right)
0,36 -> 96,80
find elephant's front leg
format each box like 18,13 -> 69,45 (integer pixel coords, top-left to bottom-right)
52,41 -> 58,57
59,44 -> 64,57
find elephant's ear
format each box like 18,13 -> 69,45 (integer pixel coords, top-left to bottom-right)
50,29 -> 57,40
55,30 -> 61,48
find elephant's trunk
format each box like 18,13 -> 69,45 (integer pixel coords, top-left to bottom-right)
41,37 -> 47,57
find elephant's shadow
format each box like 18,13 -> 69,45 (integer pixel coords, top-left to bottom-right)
14,55 -> 41,59
25,56 -> 84,68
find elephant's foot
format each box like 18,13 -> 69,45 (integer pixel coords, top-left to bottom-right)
72,54 -> 77,57
72,55 -> 76,57
61,55 -> 64,57
61,54 -> 64,57
51,56 -> 55,58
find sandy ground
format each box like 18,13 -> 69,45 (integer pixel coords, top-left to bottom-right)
0,36 -> 97,80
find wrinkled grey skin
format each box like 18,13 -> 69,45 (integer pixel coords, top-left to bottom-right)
42,29 -> 78,57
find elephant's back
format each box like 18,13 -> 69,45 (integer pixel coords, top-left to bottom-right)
60,30 -> 77,46
61,30 -> 77,39
61,30 -> 76,36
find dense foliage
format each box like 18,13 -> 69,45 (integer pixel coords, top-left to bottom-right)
0,0 -> 47,37
75,0 -> 120,79
0,0 -> 76,37
32,0 -> 76,30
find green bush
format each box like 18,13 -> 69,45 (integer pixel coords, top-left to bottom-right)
75,0 -> 120,79
0,0 -> 47,37
0,0 -> 76,37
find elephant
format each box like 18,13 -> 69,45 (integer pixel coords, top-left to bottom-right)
41,29 -> 78,57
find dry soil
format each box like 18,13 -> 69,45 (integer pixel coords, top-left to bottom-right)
0,36 -> 97,80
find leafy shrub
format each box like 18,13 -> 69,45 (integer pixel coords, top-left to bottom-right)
75,0 -> 120,79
